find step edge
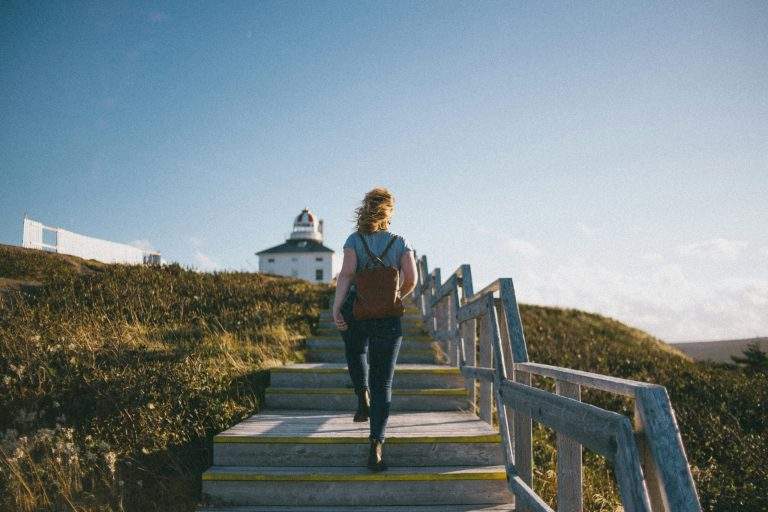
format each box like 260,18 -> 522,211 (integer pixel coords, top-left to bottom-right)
311,334 -> 432,339
308,334 -> 432,339
270,367 -> 459,375
202,470 -> 507,482
307,348 -> 436,355
213,434 -> 501,444
265,388 -> 468,396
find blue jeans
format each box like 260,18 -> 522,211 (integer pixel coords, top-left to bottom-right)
340,289 -> 403,443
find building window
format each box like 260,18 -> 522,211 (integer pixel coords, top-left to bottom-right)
42,228 -> 57,247
315,269 -> 323,281
267,258 -> 275,263
315,257 -> 323,261
291,257 -> 298,262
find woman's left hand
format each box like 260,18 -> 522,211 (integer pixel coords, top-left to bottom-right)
333,309 -> 348,331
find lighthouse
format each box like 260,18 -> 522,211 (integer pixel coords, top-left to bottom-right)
256,208 -> 334,283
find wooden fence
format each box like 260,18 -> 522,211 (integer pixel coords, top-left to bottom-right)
411,252 -> 701,512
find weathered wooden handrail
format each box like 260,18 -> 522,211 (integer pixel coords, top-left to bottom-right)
412,252 -> 701,512
515,362 -> 659,397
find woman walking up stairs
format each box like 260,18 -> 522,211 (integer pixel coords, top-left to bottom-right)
200,188 -> 514,510
331,187 -> 417,471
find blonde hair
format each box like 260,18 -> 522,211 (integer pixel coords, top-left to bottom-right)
354,187 -> 394,234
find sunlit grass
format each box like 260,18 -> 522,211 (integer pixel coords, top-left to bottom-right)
0,245 -> 333,511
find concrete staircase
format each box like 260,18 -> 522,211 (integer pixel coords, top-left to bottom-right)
200,298 -> 515,511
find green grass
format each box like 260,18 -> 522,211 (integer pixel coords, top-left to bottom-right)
0,245 -> 333,511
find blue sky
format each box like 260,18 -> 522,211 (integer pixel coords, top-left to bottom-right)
1,1 -> 766,342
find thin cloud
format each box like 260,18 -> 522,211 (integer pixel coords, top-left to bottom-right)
503,238 -> 542,259
193,250 -> 219,271
677,238 -> 748,261
640,252 -> 664,263
514,258 -> 767,342
129,239 -> 155,252
575,221 -> 596,236
470,229 -> 766,342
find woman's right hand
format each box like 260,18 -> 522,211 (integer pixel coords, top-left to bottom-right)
333,309 -> 348,331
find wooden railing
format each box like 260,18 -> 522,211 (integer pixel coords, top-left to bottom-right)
412,253 -> 701,512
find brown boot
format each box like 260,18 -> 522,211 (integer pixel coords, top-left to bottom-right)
367,439 -> 387,471
353,387 -> 370,422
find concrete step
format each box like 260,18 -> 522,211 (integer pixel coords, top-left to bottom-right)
264,387 -> 469,412
306,337 -> 436,350
200,505 -> 515,512
317,323 -> 426,332
213,409 -> 502,467
270,363 -> 464,389
306,347 -> 445,364
198,504 -> 515,512
318,316 -> 424,325
201,465 -> 514,507
309,333 -> 435,343
319,312 -> 422,322
315,325 -> 427,336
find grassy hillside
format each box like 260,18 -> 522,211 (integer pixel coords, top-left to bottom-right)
1,245 -> 764,511
519,305 -> 767,512
0,245 -> 333,511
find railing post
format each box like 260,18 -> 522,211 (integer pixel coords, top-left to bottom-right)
488,296 -> 515,478
494,297 -> 515,465
448,285 -> 464,366
613,419 -> 653,512
442,288 -> 451,365
430,268 -> 441,338
478,302 -> 493,424
634,387 -> 701,512
415,255 -> 428,321
634,402 -> 665,511
556,380 -> 583,512
459,316 -> 477,415
497,279 -> 533,502
513,367 -> 533,502
494,298 -> 515,390
422,258 -> 433,326
433,291 -> 450,360
459,265 -> 476,414
498,279 -> 529,363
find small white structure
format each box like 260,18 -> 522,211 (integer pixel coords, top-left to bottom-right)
22,216 -> 161,265
256,208 -> 334,283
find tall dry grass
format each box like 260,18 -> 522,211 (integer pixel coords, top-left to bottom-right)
0,245 -> 332,511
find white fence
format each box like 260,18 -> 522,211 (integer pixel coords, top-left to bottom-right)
22,217 -> 160,265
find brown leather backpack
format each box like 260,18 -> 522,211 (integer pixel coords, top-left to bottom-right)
352,231 -> 405,320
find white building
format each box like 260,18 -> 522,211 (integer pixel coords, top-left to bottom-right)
256,208 -> 334,284
21,216 -> 161,265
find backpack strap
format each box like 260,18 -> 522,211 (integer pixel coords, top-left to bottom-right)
378,234 -> 399,261
358,232 -> 400,269
358,231 -> 385,269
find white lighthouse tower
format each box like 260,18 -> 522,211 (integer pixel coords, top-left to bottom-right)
256,208 -> 334,283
